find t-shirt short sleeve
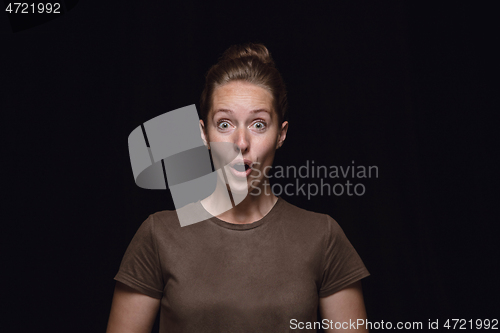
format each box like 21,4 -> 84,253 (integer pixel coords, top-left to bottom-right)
319,215 -> 370,298
114,214 -> 164,299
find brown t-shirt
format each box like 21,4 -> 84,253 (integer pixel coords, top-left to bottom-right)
114,197 -> 370,332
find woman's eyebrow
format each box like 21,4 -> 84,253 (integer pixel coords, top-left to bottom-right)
214,108 -> 233,114
250,109 -> 270,114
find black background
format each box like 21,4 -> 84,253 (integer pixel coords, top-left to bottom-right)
2,1 -> 498,332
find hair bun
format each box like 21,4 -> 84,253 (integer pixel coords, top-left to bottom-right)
220,42 -> 275,67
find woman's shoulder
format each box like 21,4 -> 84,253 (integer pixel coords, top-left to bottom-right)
278,198 -> 336,229
148,200 -> 209,230
276,199 -> 345,249
150,208 -> 179,224
139,207 -> 182,234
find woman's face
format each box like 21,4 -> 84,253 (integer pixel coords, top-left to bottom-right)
200,80 -> 288,196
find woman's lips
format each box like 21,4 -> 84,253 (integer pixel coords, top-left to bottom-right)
229,165 -> 251,178
228,160 -> 253,178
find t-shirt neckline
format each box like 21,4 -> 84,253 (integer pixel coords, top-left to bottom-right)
206,197 -> 285,230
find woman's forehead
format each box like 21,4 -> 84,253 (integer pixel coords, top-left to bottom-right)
212,81 -> 274,114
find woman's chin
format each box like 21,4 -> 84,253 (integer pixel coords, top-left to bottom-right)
227,183 -> 250,196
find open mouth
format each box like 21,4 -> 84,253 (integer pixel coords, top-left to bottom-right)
229,159 -> 253,177
231,163 -> 250,172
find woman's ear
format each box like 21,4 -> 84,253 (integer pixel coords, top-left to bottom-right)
199,120 -> 210,149
276,121 -> 288,149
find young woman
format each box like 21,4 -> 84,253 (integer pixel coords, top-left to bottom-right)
107,43 -> 370,333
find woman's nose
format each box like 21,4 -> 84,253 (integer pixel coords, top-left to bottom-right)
233,128 -> 249,153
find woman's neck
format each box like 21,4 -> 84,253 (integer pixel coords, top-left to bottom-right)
201,189 -> 278,224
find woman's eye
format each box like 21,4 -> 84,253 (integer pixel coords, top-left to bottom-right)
253,121 -> 266,130
218,121 -> 231,130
